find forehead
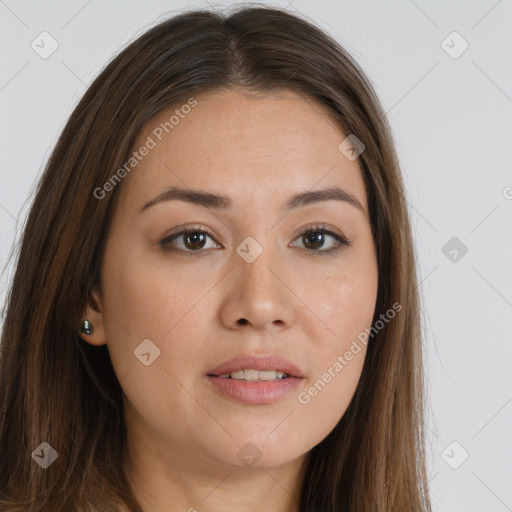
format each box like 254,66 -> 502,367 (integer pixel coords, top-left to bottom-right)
116,88 -> 367,215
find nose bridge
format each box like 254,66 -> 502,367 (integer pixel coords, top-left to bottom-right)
235,233 -> 281,298
223,232 -> 295,330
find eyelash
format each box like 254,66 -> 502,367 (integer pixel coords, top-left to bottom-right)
158,223 -> 351,257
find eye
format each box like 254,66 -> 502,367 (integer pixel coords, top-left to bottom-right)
290,224 -> 351,255
159,225 -> 220,255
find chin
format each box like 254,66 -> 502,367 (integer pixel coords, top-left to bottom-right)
203,426 -> 312,471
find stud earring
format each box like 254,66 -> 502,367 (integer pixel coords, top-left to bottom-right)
81,319 -> 94,335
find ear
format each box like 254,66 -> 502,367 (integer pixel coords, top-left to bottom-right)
79,286 -> 107,347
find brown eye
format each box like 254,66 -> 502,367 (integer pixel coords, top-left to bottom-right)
302,231 -> 326,250
160,226 -> 220,254
290,225 -> 351,255
182,231 -> 207,250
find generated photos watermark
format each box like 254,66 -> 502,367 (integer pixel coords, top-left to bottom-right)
93,97 -> 198,200
298,301 -> 402,405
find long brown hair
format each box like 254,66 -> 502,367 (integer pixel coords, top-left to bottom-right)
0,5 -> 431,511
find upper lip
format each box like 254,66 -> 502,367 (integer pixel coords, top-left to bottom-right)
207,354 -> 305,378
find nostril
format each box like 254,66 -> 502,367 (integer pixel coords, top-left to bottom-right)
237,318 -> 248,325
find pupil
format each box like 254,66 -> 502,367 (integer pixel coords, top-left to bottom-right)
185,232 -> 206,250
304,232 -> 323,249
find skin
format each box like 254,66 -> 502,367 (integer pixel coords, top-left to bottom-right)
81,87 -> 379,512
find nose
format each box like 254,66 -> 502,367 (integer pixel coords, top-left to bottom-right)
219,244 -> 296,332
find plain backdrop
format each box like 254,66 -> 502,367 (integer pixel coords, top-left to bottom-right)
0,1 -> 511,510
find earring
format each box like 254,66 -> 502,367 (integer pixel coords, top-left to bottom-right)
81,319 -> 94,335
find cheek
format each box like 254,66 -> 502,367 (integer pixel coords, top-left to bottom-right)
100,242 -> 214,392
294,346 -> 366,448
304,268 -> 378,354
101,240 -> 206,342
293,264 -> 376,435
99,248 -> 207,441
295,279 -> 374,443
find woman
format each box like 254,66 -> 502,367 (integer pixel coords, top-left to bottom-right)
0,5 -> 432,511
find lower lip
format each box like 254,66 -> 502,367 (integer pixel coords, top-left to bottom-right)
206,375 -> 303,405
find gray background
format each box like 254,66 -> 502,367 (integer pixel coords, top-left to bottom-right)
1,1 -> 511,510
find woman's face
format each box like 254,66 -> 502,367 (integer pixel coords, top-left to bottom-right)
82,88 -> 378,475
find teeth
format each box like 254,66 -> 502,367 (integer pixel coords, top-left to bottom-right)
243,369 -> 259,381
218,369 -> 289,380
258,370 -> 277,381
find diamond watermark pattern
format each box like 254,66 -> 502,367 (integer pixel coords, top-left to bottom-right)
441,441 -> 469,469
134,338 -> 161,366
31,442 -> 59,468
441,31 -> 469,59
237,442 -> 263,468
338,134 -> 365,161
442,236 -> 468,263
31,31 -> 59,59
236,236 -> 264,264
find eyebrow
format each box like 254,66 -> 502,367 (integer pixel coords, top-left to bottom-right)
139,185 -> 366,215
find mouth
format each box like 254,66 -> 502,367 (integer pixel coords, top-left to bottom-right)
206,354 -> 305,405
209,369 -> 291,381
207,354 -> 305,379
